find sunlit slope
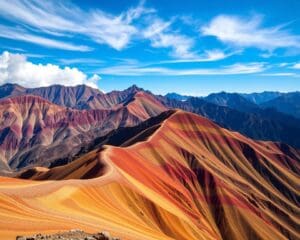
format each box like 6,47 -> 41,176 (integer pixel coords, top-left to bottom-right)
0,110 -> 299,239
0,162 -> 205,239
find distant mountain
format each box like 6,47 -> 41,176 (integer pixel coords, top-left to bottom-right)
14,110 -> 300,240
26,84 -> 103,108
260,92 -> 300,119
165,92 -> 190,101
0,91 -> 166,173
0,83 -> 150,110
0,83 -> 102,108
204,92 -> 259,112
241,91 -> 284,104
0,83 -> 25,98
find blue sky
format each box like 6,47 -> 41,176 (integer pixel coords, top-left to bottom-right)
0,0 -> 299,95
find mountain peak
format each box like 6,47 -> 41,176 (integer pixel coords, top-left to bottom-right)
204,91 -> 259,112
165,92 -> 190,101
126,84 -> 144,92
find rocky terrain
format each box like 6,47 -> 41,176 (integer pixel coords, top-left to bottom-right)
16,229 -> 119,240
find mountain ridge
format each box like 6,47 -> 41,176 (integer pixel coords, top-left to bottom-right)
260,92 -> 300,119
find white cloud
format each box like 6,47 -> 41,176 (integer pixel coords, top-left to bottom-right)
0,0 -> 151,50
0,51 -> 100,88
59,58 -> 104,65
143,18 -> 197,59
157,49 -> 238,64
0,25 -> 92,52
0,0 -> 236,60
98,62 -> 266,76
202,14 -> 300,51
291,63 -> 300,69
260,72 -> 296,76
278,63 -> 290,67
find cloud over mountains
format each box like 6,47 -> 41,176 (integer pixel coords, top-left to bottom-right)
0,51 -> 100,88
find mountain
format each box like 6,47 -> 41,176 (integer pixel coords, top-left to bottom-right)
0,83 -> 26,98
241,91 -> 284,104
0,83 -> 150,110
260,92 -> 300,119
162,97 -> 300,149
80,84 -> 162,110
1,110 -> 299,240
165,92 -> 190,101
0,92 -> 166,173
0,83 -> 102,109
204,92 -> 259,112
27,84 -> 103,108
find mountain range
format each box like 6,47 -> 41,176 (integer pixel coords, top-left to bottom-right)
0,83 -> 299,239
1,83 -> 300,174
165,90 -> 300,119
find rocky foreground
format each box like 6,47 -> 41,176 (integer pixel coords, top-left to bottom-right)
16,230 -> 120,240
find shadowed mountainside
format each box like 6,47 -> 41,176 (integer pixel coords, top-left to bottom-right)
1,110 -> 299,240
260,92 -> 300,119
203,92 -> 259,112
241,91 -> 284,104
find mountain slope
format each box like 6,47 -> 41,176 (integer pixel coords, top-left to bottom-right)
241,91 -> 284,104
0,92 -> 166,172
165,92 -> 190,101
2,110 -> 299,240
0,83 -> 26,98
0,83 -> 103,108
83,85 -> 145,109
204,92 -> 259,112
261,92 -> 300,119
27,84 -> 103,108
163,97 -> 300,149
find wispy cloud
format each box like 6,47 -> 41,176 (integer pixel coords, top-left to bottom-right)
0,51 -> 100,88
0,0 -> 152,50
277,63 -> 290,67
0,25 -> 92,51
260,72 -> 296,76
201,14 -> 300,51
0,45 -> 26,52
157,49 -> 238,64
24,53 -> 50,58
143,18 -> 197,59
59,58 -> 104,65
98,62 -> 266,76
